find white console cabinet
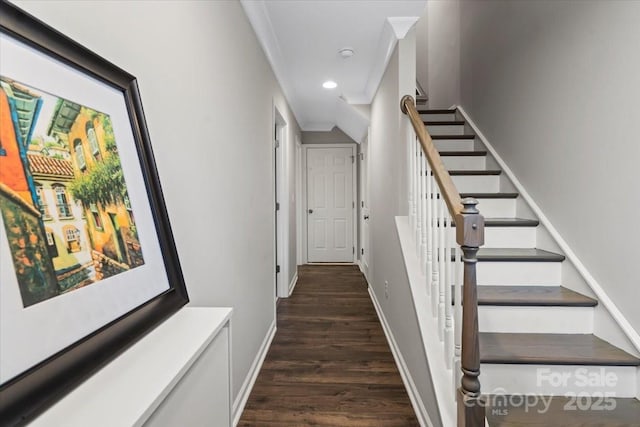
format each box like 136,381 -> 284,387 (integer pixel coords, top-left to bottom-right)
30,307 -> 232,427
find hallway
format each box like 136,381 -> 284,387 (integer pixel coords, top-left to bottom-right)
239,265 -> 419,426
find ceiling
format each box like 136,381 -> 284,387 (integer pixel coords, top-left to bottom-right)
241,0 -> 427,131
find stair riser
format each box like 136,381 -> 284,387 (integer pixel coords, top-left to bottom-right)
447,226 -> 536,248
426,124 -> 465,135
442,155 -> 486,170
420,113 -> 456,121
479,306 -> 593,334
451,175 -> 500,193
433,140 -> 475,151
477,262 -> 562,286
481,364 -> 637,397
474,198 -> 516,218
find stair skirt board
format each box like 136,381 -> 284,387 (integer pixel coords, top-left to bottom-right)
477,261 -> 561,286
479,306 -> 593,334
480,364 -> 637,397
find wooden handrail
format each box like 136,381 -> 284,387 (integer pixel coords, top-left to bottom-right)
401,95 -> 485,427
401,95 -> 463,220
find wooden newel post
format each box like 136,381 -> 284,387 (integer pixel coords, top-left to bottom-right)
455,197 -> 485,427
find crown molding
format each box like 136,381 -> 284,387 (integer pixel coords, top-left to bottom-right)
240,0 -> 307,128
349,16 -> 419,106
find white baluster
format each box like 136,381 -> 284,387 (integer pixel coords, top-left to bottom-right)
412,137 -> 422,236
431,180 -> 440,316
438,198 -> 446,341
415,150 -> 422,254
425,160 -> 433,298
444,213 -> 454,369
408,129 -> 415,231
420,154 -> 428,274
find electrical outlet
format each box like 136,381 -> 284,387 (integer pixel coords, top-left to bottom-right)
384,281 -> 389,299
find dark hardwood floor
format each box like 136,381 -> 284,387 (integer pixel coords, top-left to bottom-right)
239,265 -> 419,426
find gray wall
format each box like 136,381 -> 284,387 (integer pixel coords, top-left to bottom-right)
426,0 -> 460,108
301,127 -> 355,144
12,0 -> 301,407
369,32 -> 443,426
415,7 -> 428,96
459,0 -> 640,332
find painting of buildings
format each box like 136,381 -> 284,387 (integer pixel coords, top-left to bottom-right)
0,79 -> 59,307
27,147 -> 95,291
0,76 -> 144,307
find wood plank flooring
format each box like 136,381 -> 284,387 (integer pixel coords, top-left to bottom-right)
239,265 -> 419,426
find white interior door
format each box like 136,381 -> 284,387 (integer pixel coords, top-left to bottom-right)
307,147 -> 354,262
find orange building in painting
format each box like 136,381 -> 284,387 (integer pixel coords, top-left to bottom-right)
0,86 -> 36,206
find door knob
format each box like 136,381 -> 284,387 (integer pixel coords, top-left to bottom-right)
308,209 -> 314,214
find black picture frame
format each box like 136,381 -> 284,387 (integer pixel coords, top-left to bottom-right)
0,2 -> 189,425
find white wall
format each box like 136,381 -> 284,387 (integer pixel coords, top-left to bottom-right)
368,30 -> 443,426
459,0 -> 640,332
426,0 -> 460,108
12,0 -> 301,406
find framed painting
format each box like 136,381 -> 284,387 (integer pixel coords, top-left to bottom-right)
0,2 -> 189,425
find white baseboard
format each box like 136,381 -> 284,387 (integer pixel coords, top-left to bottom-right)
368,286 -> 434,427
288,271 -> 298,297
232,319 -> 277,426
356,259 -> 370,283
457,105 -> 640,354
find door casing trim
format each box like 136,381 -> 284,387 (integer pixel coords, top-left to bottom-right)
301,143 -> 357,264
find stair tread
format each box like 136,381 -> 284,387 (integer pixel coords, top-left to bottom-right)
431,134 -> 476,140
460,192 -> 519,199
480,333 -> 640,366
444,248 -> 564,262
448,217 -> 538,228
439,150 -> 486,156
417,108 -> 455,114
478,285 -> 597,307
483,217 -> 539,227
486,396 -> 640,426
476,248 -> 565,262
448,169 -> 501,176
424,120 -> 465,125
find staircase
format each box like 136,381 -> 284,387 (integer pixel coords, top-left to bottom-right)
414,106 -> 640,425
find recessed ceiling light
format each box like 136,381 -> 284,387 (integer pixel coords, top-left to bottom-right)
339,48 -> 354,58
322,80 -> 338,89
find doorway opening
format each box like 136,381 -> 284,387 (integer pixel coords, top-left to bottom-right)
273,107 -> 287,299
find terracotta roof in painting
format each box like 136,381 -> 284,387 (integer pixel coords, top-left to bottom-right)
28,154 -> 74,177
